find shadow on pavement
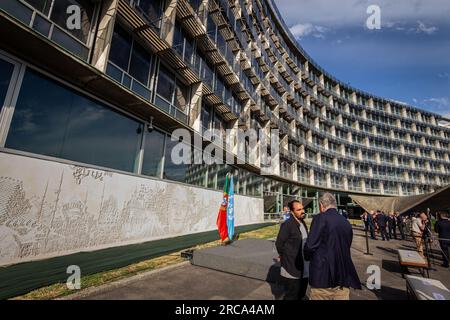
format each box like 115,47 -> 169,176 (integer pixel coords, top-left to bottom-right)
373,286 -> 407,300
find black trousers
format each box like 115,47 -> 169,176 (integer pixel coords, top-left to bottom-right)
369,224 -> 376,239
388,225 -> 397,239
283,277 -> 309,300
379,226 -> 389,240
398,225 -> 405,240
439,240 -> 449,267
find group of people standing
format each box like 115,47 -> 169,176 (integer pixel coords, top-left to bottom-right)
361,211 -> 406,241
275,193 -> 361,300
362,209 -> 450,268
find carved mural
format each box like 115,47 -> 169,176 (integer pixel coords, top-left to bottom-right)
0,153 -> 264,266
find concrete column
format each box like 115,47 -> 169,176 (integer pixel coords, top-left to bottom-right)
162,0 -> 179,45
91,0 -> 119,72
357,149 -> 363,160
323,138 -> 329,150
331,126 -> 336,136
397,183 -> 403,196
390,130 -> 396,139
309,169 -> 315,185
326,173 -> 331,188
343,176 -> 348,190
385,103 -> 391,113
189,82 -> 203,131
403,171 -> 409,182
334,84 -> 341,96
347,131 -> 353,143
292,162 -> 298,181
376,153 -> 381,165
415,147 -> 421,157
393,155 -> 398,166
317,152 -> 322,166
307,130 -> 313,143
299,145 -> 305,159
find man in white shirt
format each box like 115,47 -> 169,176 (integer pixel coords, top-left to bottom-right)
275,200 -> 309,300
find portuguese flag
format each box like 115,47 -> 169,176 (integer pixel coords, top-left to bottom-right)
216,174 -> 230,241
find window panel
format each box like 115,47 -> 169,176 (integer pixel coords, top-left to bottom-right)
156,65 -> 175,102
23,0 -> 52,15
0,58 -> 15,113
129,41 -> 151,85
142,128 -> 165,177
109,25 -> 132,71
50,0 -> 95,43
6,69 -> 142,173
163,136 -> 189,182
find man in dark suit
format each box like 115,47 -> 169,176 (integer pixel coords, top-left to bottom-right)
435,211 -> 450,268
368,211 -> 377,240
304,193 -> 361,300
275,200 -> 309,300
387,212 -> 397,240
376,211 -> 389,241
396,212 -> 406,240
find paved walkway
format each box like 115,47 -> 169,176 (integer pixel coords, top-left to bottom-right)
65,226 -> 450,300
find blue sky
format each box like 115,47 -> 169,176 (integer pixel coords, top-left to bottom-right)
273,0 -> 450,118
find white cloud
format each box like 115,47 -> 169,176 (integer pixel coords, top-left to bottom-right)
416,21 -> 438,34
275,0 -> 450,31
422,97 -> 450,116
289,23 -> 328,39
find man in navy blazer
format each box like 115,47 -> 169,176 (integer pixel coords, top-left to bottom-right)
304,193 -> 361,300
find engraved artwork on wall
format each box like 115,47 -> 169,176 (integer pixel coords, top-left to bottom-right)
0,153 -> 264,266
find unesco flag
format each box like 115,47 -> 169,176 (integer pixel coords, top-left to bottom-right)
227,175 -> 235,240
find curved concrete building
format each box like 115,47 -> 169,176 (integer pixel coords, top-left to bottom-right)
0,0 -> 449,267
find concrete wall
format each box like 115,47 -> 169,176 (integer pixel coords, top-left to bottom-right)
0,152 -> 264,267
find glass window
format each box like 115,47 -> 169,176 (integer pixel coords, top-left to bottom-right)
201,102 -> 212,131
50,0 -> 95,43
141,128 -> 165,177
156,65 -> 175,102
135,0 -> 163,27
109,25 -> 132,71
24,0 -> 52,15
174,80 -> 189,111
129,41 -> 151,85
163,136 -> 189,182
0,59 -> 15,113
6,69 -> 142,173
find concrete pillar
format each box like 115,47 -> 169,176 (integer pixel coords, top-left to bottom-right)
397,183 -> 403,196
189,82 -> 203,131
309,169 -> 315,185
343,176 -> 348,190
91,0 -> 119,72
162,0 -> 179,45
